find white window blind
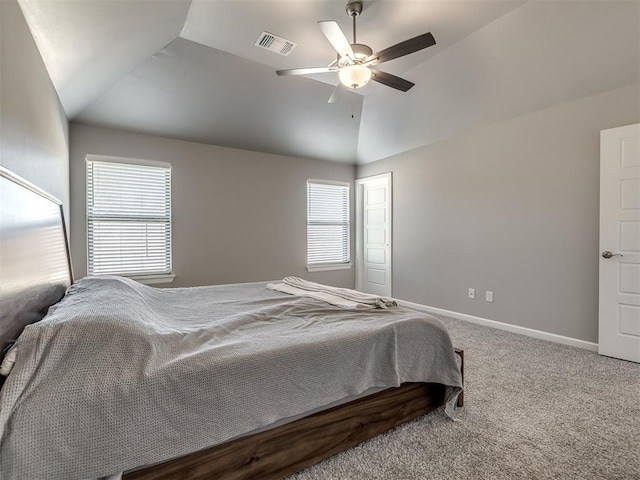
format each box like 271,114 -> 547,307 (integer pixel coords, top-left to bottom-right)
307,180 -> 350,266
87,158 -> 172,277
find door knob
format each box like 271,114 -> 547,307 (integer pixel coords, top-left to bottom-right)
602,251 -> 623,259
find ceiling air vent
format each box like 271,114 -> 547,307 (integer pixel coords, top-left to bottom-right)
255,32 -> 297,56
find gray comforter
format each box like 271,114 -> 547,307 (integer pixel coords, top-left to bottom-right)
0,276 -> 462,479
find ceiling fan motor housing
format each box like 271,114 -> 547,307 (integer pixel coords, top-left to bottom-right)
337,43 -> 373,67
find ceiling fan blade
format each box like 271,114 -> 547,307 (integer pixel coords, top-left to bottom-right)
318,20 -> 354,59
370,69 -> 415,92
328,83 -> 346,104
276,67 -> 336,76
374,32 -> 436,64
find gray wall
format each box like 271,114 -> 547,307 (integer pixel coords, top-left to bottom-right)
69,123 -> 356,288
0,0 -> 69,219
357,83 -> 640,344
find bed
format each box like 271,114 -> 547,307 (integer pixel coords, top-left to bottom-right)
0,166 -> 464,480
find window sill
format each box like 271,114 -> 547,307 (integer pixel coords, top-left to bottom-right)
127,274 -> 176,285
306,263 -> 353,273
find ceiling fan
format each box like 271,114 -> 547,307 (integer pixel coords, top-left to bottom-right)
276,1 -> 436,102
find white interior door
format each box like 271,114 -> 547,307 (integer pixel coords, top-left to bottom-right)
599,123 -> 640,363
356,173 -> 392,297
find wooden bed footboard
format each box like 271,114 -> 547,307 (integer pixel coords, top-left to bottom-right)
126,349 -> 464,480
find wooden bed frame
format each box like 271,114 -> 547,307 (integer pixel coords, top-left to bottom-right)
0,166 -> 464,480
126,358 -> 463,480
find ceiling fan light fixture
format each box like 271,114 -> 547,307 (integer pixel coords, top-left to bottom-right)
338,64 -> 372,89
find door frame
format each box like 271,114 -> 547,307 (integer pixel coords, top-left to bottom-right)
355,172 -> 392,295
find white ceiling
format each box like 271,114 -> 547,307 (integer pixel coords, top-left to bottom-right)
18,0 -> 640,164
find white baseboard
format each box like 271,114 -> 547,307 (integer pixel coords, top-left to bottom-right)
396,299 -> 599,352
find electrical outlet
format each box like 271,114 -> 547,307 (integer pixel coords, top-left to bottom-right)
468,288 -> 475,299
486,291 -> 494,302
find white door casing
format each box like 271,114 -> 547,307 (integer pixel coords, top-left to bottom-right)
599,123 -> 640,363
356,173 -> 392,297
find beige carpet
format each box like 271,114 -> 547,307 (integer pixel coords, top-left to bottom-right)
288,314 -> 640,479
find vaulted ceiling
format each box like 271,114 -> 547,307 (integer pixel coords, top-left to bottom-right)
18,0 -> 640,164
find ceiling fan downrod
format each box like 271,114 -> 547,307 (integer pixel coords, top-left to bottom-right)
346,1 -> 362,44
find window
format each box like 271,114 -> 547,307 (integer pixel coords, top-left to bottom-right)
87,156 -> 172,282
306,179 -> 351,271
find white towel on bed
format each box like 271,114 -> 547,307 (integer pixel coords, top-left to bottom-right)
266,277 -> 397,309
266,282 -> 368,309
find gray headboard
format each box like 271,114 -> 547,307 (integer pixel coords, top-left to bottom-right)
0,166 -> 73,359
